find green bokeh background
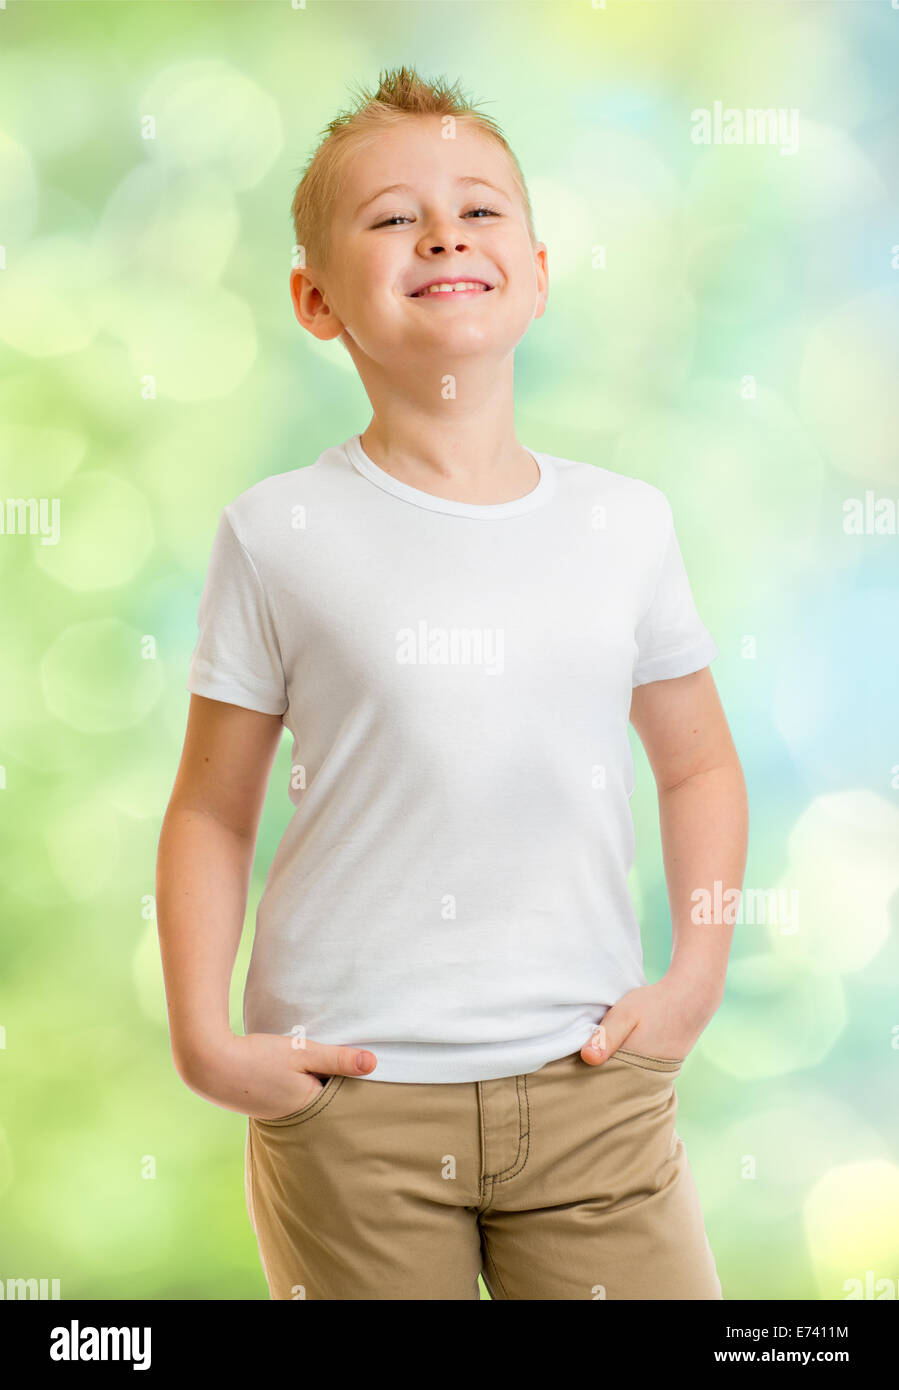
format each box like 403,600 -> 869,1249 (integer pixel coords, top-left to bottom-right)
2,0 -> 898,1300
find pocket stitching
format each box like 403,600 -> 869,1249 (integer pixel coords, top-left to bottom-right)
614,1047 -> 683,1071
251,1074 -> 345,1127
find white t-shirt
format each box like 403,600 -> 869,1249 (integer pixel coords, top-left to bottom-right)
186,433 -> 719,1083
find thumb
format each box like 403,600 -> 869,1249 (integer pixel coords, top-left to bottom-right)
581,1019 -> 624,1066
291,1039 -> 378,1078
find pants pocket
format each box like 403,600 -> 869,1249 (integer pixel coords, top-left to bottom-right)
251,1073 -> 345,1128
613,1047 -> 683,1073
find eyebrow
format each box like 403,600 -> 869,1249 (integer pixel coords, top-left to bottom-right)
354,176 -> 509,219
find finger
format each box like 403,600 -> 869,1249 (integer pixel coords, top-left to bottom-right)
581,1021 -> 621,1065
289,1039 -> 377,1077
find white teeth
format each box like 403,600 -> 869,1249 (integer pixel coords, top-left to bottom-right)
415,281 -> 487,295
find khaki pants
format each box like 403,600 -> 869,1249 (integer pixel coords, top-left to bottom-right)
244,1047 -> 722,1300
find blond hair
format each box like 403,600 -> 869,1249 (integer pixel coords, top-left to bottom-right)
290,65 -> 536,274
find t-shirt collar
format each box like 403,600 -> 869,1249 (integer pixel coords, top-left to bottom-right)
343,433 -> 556,519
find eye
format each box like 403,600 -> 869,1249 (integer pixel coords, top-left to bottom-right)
371,205 -> 501,229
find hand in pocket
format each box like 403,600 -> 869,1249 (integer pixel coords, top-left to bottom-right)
177,1031 -> 377,1120
580,979 -> 720,1067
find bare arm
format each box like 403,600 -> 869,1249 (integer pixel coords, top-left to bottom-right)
156,694 -> 284,1076
583,666 -> 749,1064
630,665 -> 749,1009
156,694 -> 377,1117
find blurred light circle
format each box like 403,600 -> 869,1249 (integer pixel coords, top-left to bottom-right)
685,222 -> 793,325
699,16 -> 883,132
772,589 -> 899,786
45,798 -> 121,899
35,470 -> 155,592
0,52 -> 104,156
567,128 -> 681,209
686,120 -> 886,227
701,951 -> 846,1079
804,1161 -> 899,1297
139,59 -> 282,189
36,1147 -> 176,1273
549,130 -> 682,290
699,1092 -> 890,1223
0,235 -> 102,356
526,176 -> 597,284
120,282 -> 257,401
0,422 -> 87,494
798,287 -> 899,483
608,381 -> 828,601
0,129 -> 39,243
764,792 -> 899,973
93,165 -> 239,285
40,619 -> 164,732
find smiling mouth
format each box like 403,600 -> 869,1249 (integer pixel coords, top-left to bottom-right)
409,282 -> 495,298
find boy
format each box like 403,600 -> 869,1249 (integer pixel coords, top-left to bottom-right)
156,66 -> 748,1301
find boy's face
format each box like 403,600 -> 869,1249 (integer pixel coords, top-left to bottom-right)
291,116 -> 548,373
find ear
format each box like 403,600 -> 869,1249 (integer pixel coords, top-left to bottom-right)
533,242 -> 549,320
289,266 -> 345,343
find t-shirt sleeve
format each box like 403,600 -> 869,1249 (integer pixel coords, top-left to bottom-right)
186,507 -> 289,716
632,498 -> 719,687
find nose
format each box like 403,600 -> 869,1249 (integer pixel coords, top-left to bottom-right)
416,217 -> 471,257
426,242 -> 467,254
